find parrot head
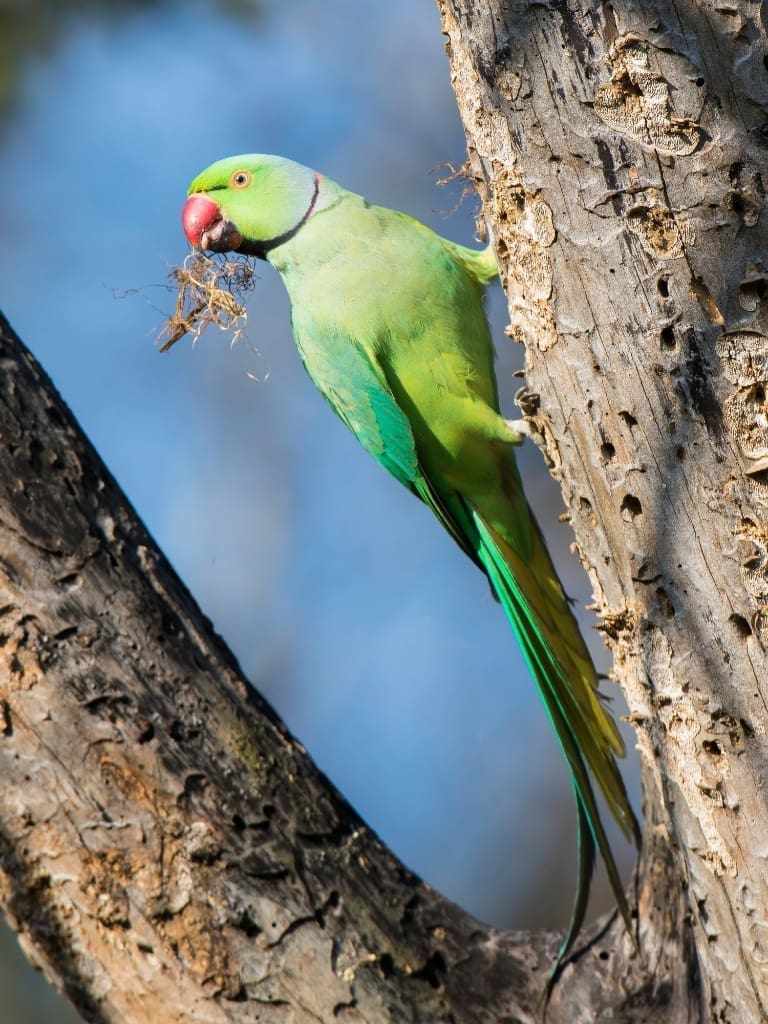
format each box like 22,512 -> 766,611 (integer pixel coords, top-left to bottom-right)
182,154 -> 320,260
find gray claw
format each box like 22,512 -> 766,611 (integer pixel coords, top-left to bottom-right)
514,386 -> 541,418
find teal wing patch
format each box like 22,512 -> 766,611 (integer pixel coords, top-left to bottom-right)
292,317 -> 419,489
291,315 -> 482,566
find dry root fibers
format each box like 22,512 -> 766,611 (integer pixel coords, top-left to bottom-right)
158,252 -> 257,352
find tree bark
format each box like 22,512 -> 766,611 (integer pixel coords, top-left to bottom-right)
0,1 -> 765,1020
436,0 -> 768,1019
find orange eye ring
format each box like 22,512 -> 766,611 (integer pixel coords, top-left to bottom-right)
230,170 -> 252,189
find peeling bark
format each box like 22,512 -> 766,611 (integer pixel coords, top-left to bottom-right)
437,0 -> 768,1019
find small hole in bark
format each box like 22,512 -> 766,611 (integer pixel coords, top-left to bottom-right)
412,952 -> 446,989
238,910 -> 261,939
56,572 -> 81,592
730,192 -> 748,217
740,276 -> 768,311
660,325 -> 676,350
579,496 -> 593,513
703,739 -> 722,756
0,701 -> 12,737
182,773 -> 208,800
729,613 -> 752,639
656,586 -> 675,617
263,803 -> 276,818
54,625 -> 79,642
379,954 -> 395,978
599,950 -> 610,961
170,719 -> 199,742
741,718 -> 755,738
232,813 -> 246,831
619,410 -> 638,427
676,446 -> 686,461
137,721 -> 155,744
601,441 -> 616,460
657,276 -> 670,297
695,76 -> 705,87
621,494 -> 643,519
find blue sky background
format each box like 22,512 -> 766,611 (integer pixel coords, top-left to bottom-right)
0,2 -> 640,1019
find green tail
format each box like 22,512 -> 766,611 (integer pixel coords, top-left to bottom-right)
470,508 -> 640,987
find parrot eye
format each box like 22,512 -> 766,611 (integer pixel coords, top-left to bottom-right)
231,170 -> 252,189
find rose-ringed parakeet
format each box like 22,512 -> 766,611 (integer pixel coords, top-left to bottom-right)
179,154 -> 640,975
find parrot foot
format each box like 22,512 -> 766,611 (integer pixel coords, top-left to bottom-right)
505,417 -> 543,446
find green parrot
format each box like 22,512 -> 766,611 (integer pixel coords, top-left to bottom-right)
180,154 -> 640,974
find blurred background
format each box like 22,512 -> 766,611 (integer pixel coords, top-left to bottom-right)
0,1 -> 640,1019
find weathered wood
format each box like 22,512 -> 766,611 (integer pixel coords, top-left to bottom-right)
437,0 -> 768,1019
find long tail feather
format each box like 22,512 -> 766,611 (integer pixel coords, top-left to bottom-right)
469,507 -> 639,973
542,794 -> 595,1003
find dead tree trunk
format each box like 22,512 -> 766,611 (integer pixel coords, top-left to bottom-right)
0,1 -> 765,1020
436,0 -> 768,1019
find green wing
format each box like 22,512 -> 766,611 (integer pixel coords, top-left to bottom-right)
293,316 -> 418,486
291,315 -> 481,564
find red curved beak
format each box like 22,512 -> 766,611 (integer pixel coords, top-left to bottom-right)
182,193 -> 221,249
182,193 -> 244,253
